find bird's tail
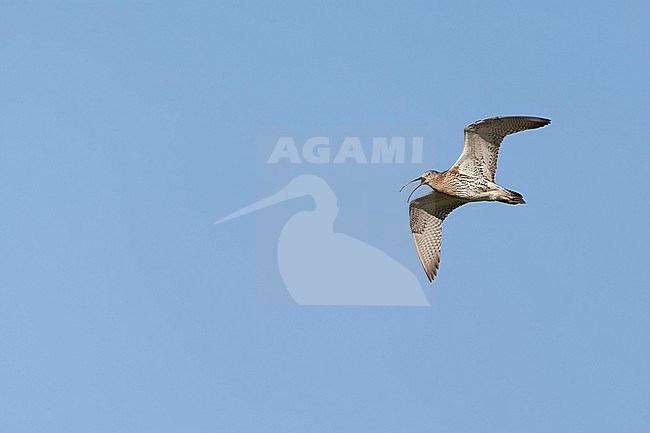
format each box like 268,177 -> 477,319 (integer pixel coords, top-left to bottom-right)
497,187 -> 526,205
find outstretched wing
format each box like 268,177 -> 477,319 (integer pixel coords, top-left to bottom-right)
410,190 -> 469,282
453,116 -> 550,181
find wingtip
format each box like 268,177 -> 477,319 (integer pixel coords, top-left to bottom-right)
515,116 -> 551,126
427,267 -> 437,283
520,116 -> 551,127
467,115 -> 552,129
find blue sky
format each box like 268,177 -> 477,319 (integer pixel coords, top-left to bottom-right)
1,1 -> 649,432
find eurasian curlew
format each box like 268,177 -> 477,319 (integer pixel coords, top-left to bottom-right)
400,116 -> 551,282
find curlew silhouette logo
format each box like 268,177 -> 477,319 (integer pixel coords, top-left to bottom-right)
218,175 -> 429,306
217,127 -> 435,306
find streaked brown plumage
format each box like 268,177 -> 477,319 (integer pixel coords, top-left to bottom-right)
402,116 -> 551,282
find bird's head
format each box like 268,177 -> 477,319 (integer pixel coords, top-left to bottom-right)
420,170 -> 438,184
399,170 -> 438,202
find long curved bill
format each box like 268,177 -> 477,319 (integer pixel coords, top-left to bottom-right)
399,177 -> 422,192
399,177 -> 424,202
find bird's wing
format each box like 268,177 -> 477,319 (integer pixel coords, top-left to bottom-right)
452,116 -> 550,181
410,190 -> 469,282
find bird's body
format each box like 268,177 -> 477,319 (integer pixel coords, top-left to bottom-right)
402,116 -> 551,282
420,168 -> 524,204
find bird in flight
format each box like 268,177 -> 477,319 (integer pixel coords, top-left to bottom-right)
400,116 -> 551,282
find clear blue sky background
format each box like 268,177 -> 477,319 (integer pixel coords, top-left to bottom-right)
1,1 -> 649,432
